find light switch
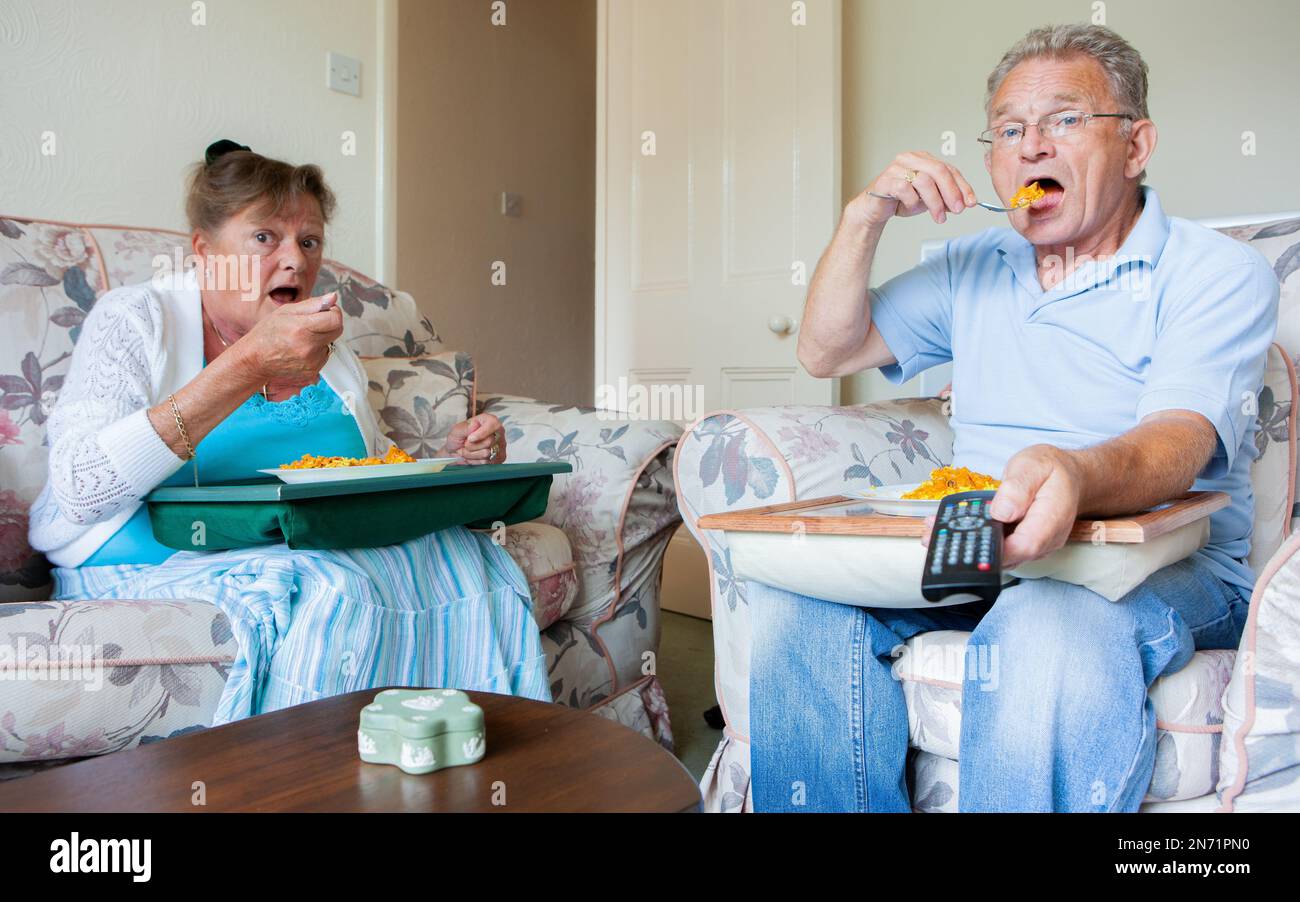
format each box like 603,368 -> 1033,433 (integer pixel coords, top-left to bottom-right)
501,192 -> 522,217
328,52 -> 361,97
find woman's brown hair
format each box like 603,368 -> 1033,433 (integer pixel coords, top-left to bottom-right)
184,148 -> 337,236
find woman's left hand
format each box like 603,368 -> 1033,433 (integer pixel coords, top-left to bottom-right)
443,414 -> 507,465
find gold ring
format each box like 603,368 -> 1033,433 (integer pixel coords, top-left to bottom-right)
904,169 -> 918,184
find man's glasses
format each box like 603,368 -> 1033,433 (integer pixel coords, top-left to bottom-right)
978,110 -> 1135,149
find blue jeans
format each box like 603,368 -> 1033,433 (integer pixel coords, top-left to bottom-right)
748,556 -> 1249,812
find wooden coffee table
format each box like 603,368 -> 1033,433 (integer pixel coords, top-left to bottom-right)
0,689 -> 702,812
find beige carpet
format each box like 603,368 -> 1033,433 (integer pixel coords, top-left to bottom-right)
658,610 -> 723,782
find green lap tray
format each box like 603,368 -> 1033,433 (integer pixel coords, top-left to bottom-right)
144,461 -> 572,552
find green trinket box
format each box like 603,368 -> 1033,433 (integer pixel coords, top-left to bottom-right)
357,688 -> 486,774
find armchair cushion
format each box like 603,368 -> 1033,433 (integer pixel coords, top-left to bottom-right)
896,631 -> 1236,804
483,520 -> 579,631
362,352 -> 475,457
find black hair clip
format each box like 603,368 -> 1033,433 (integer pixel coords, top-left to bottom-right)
204,139 -> 251,166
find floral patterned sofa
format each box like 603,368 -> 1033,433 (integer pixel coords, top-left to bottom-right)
0,217 -> 682,778
677,212 -> 1300,813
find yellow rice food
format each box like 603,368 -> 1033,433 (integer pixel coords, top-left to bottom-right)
1008,181 -> 1046,209
901,466 -> 1001,500
280,444 -> 417,470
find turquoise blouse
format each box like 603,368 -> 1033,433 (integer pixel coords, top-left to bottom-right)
83,377 -> 368,566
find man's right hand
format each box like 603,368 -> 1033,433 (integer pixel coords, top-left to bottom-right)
846,151 -> 978,228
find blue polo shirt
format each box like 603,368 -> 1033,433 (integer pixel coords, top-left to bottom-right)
869,186 -> 1280,602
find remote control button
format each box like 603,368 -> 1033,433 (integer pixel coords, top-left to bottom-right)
978,562 -> 990,571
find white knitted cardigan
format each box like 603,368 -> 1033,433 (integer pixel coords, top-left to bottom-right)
28,267 -> 386,568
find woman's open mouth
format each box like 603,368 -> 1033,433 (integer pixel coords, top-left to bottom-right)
268,286 -> 301,304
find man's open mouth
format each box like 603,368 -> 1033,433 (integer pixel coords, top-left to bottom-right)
1025,176 -> 1065,212
269,286 -> 301,304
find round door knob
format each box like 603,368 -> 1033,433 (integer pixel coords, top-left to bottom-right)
768,316 -> 794,335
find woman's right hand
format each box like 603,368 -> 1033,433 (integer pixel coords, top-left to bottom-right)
241,292 -> 344,384
148,293 -> 343,461
846,150 -> 978,229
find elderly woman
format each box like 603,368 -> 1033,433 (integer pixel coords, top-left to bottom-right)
27,142 -> 549,723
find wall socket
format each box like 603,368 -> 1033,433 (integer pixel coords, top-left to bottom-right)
327,52 -> 361,97
501,192 -> 522,217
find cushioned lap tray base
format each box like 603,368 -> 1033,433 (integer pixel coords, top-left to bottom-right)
725,518 -> 1211,607
144,462 -> 571,551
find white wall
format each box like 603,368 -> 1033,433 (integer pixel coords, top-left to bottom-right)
841,0 -> 1300,405
395,0 -> 596,406
0,0 -> 388,276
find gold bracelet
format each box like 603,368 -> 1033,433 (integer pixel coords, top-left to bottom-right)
167,393 -> 195,460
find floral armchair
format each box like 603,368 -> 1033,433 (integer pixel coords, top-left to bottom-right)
676,213 -> 1300,813
0,217 -> 682,778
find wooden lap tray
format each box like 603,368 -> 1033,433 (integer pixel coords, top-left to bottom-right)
144,461 -> 573,552
697,492 -> 1229,542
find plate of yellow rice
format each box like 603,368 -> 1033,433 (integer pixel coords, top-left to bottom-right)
850,466 -> 1001,517
258,445 -> 460,484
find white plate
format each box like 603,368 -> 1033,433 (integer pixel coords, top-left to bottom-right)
258,457 -> 460,484
847,482 -> 940,517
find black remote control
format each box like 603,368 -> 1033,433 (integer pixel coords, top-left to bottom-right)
920,490 -> 1005,604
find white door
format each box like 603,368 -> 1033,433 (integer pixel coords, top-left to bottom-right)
596,0 -> 841,422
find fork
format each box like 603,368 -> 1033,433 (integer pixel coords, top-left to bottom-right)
866,191 -> 1019,213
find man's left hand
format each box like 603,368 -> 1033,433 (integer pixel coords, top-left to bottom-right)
920,444 -> 1082,569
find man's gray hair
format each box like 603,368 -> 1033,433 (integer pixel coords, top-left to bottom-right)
986,24 -> 1150,126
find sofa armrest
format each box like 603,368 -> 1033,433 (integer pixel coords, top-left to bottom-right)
1216,530 -> 1300,812
476,392 -> 683,622
0,598 -> 234,765
675,396 -> 954,529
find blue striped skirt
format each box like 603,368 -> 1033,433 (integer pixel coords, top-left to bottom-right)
53,526 -> 551,724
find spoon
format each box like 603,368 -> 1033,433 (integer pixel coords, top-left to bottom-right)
867,191 -> 1022,213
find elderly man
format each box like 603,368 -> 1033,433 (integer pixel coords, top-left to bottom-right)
750,24 -> 1279,812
